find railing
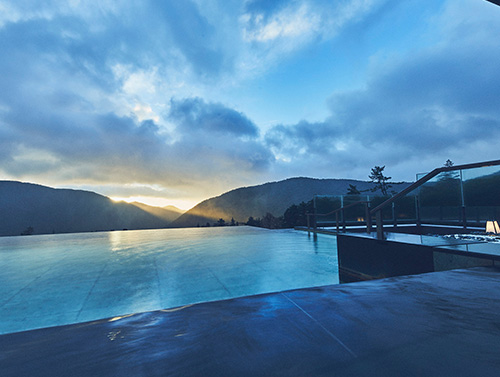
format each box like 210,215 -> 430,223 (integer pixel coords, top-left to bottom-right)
305,159 -> 500,240
307,200 -> 371,233
371,159 -> 500,239
306,194 -> 419,234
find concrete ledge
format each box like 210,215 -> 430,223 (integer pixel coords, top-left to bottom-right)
337,234 -> 435,283
337,233 -> 499,283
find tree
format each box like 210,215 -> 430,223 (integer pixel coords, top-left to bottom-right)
440,159 -> 459,182
21,226 -> 34,236
283,200 -> 314,228
346,184 -> 361,195
369,165 -> 392,196
425,159 -> 461,205
246,216 -> 261,227
260,213 -> 283,229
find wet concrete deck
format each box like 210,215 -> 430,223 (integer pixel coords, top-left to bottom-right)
2,267 -> 500,376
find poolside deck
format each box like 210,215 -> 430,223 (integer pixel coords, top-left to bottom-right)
2,266 -> 500,376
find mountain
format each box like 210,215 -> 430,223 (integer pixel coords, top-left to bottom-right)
131,202 -> 184,223
170,177 -> 411,228
163,205 -> 185,214
0,181 -> 180,237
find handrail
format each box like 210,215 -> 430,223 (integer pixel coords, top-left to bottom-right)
307,199 -> 372,233
370,159 -> 500,239
316,200 -> 369,217
370,159 -> 500,215
305,159 -> 500,238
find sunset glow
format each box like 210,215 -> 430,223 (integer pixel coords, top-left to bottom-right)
1,0 -> 499,207
110,196 -> 193,211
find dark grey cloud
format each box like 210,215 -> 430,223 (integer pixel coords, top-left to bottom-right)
328,42 -> 500,150
169,97 -> 260,137
265,120 -> 337,156
167,97 -> 273,176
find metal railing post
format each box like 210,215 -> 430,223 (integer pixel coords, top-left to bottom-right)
341,207 -> 346,232
392,202 -> 397,228
376,210 -> 384,240
460,168 -> 466,229
462,206 -> 467,229
415,195 -> 421,228
365,202 -> 372,233
313,196 -> 317,230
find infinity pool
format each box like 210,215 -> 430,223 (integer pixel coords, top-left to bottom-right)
0,226 -> 338,334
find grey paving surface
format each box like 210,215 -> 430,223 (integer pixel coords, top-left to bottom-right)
2,267 -> 500,376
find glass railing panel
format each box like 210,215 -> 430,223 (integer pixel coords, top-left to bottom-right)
314,195 -> 374,224
466,206 -> 500,223
416,172 -> 427,181
418,171 -> 462,223
369,196 -> 392,220
343,195 -> 368,223
367,161 -> 500,232
314,195 -> 341,223
393,195 -> 417,222
462,165 -> 500,222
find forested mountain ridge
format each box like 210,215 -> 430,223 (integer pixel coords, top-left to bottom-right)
1,177 -> 412,236
0,181 -> 181,236
170,177 -> 411,228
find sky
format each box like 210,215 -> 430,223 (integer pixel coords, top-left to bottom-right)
0,0 -> 499,210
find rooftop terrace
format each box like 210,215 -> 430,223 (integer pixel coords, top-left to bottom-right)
2,266 -> 500,376
3,161 -> 500,375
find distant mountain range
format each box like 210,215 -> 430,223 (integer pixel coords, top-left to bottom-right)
0,181 -> 183,237
170,177 -> 411,228
131,202 -> 184,223
1,178 -> 411,236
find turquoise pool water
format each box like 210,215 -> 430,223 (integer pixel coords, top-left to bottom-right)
0,226 -> 338,334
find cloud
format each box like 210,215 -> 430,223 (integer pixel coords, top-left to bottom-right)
166,98 -> 274,181
242,3 -> 320,43
1,0 -> 499,204
168,97 -> 259,137
241,0 -> 386,46
265,0 -> 500,180
234,0 -> 392,83
1,91 -> 274,188
156,1 -> 226,76
0,0 -> 280,202
0,0 -> 234,82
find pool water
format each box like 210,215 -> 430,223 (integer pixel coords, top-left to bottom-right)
0,226 -> 338,334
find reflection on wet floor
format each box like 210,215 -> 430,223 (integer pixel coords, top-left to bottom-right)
2,267 -> 500,377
